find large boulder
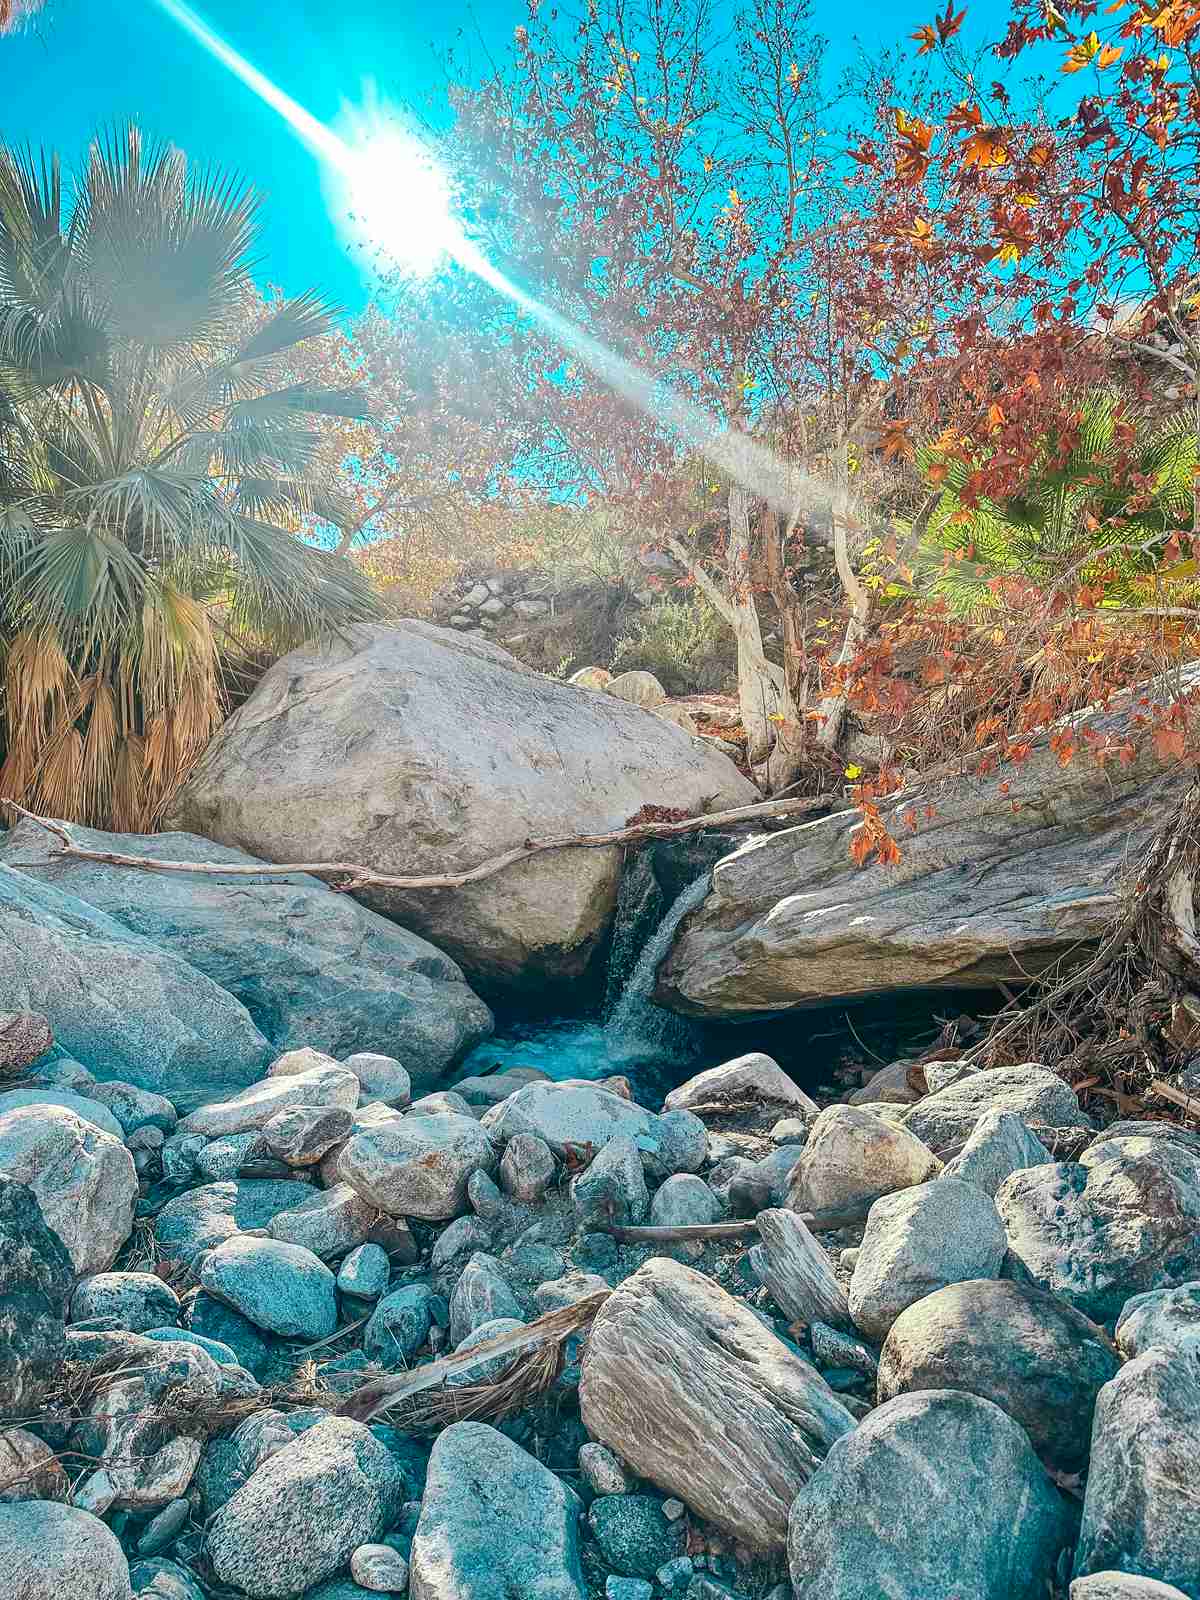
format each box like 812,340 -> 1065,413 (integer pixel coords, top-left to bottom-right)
206,1417 -> 406,1598
657,678 -> 1194,1015
1074,1348 -> 1200,1595
877,1278 -> 1119,1471
155,1180 -> 314,1271
410,1422 -> 586,1600
787,1390 -> 1073,1600
482,1081 -> 704,1176
0,1178 -> 72,1420
787,1104 -> 942,1213
3,821 -> 492,1089
996,1132 -> 1200,1323
579,1257 -> 855,1553
900,1063 -> 1089,1149
0,865 -> 270,1112
167,622 -> 756,993
0,1105 -> 136,1276
338,1112 -> 498,1220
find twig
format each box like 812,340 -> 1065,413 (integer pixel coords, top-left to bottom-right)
1149,1078 -> 1200,1126
592,1197 -> 888,1244
2,795 -> 827,896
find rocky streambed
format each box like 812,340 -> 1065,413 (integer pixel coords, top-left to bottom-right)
2,1017 -> 1199,1600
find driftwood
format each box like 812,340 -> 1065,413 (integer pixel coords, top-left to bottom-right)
2,794 -> 825,897
747,1208 -> 851,1327
591,1197 -> 883,1245
337,1290 -> 610,1426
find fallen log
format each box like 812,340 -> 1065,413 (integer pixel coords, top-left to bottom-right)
591,1197 -> 884,1244
2,794 -> 826,896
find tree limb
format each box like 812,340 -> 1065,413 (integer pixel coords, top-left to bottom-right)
2,793 -> 827,896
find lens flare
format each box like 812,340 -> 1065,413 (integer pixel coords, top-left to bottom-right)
152,0 -> 822,515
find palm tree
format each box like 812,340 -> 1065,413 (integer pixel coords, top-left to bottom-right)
913,390 -> 1198,620
0,127 -> 380,829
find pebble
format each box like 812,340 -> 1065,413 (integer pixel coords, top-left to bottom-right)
579,1442 -> 635,1496
350,1542 -> 410,1591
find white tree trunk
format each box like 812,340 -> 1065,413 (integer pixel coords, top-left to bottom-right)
815,445 -> 870,754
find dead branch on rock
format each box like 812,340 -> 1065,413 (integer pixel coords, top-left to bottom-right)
2,793 -> 826,896
336,1290 -> 610,1426
592,1197 -> 890,1245
964,776 -> 1200,1123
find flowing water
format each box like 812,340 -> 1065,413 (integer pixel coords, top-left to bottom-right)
457,869 -> 711,1094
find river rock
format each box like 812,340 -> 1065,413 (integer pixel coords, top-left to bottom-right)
940,1108 -> 1052,1196
200,1236 -> 337,1339
0,1177 -> 72,1419
70,1273 -> 181,1334
648,1175 -> 721,1257
483,1082 -> 699,1175
747,1208 -> 848,1327
573,1137 -> 650,1228
787,1390 -> 1073,1600
340,1053 -> 412,1107
409,1421 -> 586,1599
364,1284 -> 440,1364
128,1556 -> 205,1599
351,1543 -> 410,1591
155,1179 -> 313,1270
0,1104 -> 136,1275
900,1063 -> 1089,1148
0,1086 -> 124,1139
608,670 -> 667,707
1073,1347 -> 1200,1594
177,1064 -> 359,1139
266,1184 -> 376,1260
449,1253 -> 523,1345
0,1501 -> 133,1599
337,1243 -> 390,1300
184,1293 -> 270,1379
657,675 -> 1192,1016
207,1417 -> 406,1598
579,1258 -> 855,1552
262,1104 -> 353,1166
2,820 -> 492,1091
663,1053 -> 819,1118
0,1011 -> 52,1073
788,1105 -> 941,1215
848,1178 -> 1007,1341
877,1277 -> 1119,1471
85,1079 -> 177,1137
499,1133 -> 556,1202
848,1060 -> 921,1106
0,862 -> 271,1112
589,1494 -> 686,1579
1116,1282 -> 1200,1359
0,1428 -> 67,1502
339,1112 -> 496,1220
1071,1578 -> 1192,1600
996,1132 -> 1200,1323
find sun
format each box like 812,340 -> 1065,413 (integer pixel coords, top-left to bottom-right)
343,127 -> 464,278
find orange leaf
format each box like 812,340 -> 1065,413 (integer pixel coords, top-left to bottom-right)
961,128 -> 1009,168
911,23 -> 938,53
1096,42 -> 1124,64
1062,31 -> 1100,71
1153,724 -> 1188,761
1028,140 -> 1054,167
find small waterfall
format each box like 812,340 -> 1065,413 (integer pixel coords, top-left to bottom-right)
605,871 -> 710,1062
602,850 -> 665,1015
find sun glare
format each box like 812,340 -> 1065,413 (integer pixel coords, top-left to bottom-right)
343,128 -> 465,279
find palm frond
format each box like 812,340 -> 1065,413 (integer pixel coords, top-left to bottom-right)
234,289 -> 340,362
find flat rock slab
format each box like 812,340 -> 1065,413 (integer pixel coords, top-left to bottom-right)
579,1257 -> 854,1553
3,820 -> 492,1090
657,678 -> 1195,1016
168,621 -> 755,994
409,1421 -> 586,1600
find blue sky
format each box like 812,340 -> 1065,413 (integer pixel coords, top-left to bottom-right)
1,0 -> 994,311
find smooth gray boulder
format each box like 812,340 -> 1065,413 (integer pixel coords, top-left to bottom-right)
409,1421 -> 586,1599
940,1108 -> 1052,1196
363,1284 -> 439,1364
572,1137 -> 650,1229
199,1237 -> 337,1340
267,1184 -> 378,1261
449,1253 -> 523,1346
657,676 -> 1193,1016
0,1086 -> 123,1139
155,1179 -> 313,1271
877,1278 -> 1119,1471
663,1053 -> 819,1118
1074,1348 -> 1200,1596
206,1417 -> 406,1598
901,1063 -> 1089,1148
1116,1282 -> 1200,1360
787,1390 -> 1073,1600
0,1104 -> 137,1275
168,622 -> 755,994
579,1258 -> 854,1552
3,820 -> 492,1090
483,1082 -> 703,1174
0,864 -> 270,1112
1071,1577 -> 1192,1600
997,1133 -> 1200,1323
177,1064 -> 359,1139
0,1178 -> 72,1420
338,1113 -> 497,1220
0,1501 -> 133,1599
848,1179 -> 1007,1341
